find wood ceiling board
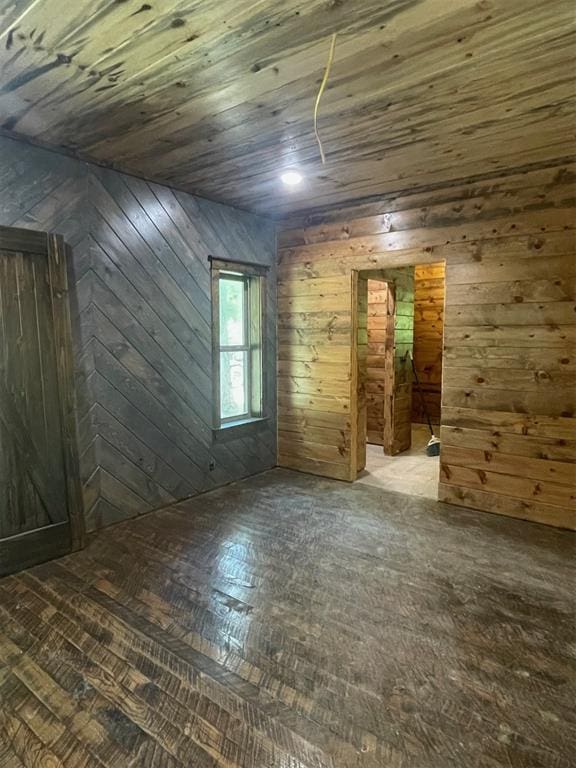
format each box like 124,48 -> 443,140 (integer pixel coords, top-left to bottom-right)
0,0 -> 574,216
87,3 -> 568,161
99,40 -> 572,184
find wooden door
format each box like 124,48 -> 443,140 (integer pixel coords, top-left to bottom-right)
366,278 -> 392,447
0,226 -> 83,576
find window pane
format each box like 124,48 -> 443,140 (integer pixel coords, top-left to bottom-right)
220,350 -> 248,419
219,277 -> 245,346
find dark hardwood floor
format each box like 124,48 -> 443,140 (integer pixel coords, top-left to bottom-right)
0,469 -> 574,768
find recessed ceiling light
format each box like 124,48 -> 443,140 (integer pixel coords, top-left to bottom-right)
281,170 -> 303,187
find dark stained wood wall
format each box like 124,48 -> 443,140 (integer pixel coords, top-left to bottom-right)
0,135 -> 277,532
278,161 -> 576,529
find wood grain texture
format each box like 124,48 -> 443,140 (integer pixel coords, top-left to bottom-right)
355,275 -> 367,473
0,467 -> 574,767
0,0 -> 573,215
0,135 -> 277,534
363,269 -> 414,454
0,226 -> 83,574
47,235 -> 85,551
365,278 -> 385,447
278,162 -> 576,529
412,262 -> 445,424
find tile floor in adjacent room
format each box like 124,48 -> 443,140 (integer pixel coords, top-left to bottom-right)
358,423 -> 440,499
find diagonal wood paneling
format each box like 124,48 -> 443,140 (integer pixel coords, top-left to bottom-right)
0,135 -> 277,532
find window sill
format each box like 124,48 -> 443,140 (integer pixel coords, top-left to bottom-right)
212,416 -> 269,443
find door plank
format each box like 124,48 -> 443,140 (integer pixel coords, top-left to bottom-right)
0,364 -> 65,527
48,237 -> 85,550
0,225 -> 48,255
0,229 -> 84,574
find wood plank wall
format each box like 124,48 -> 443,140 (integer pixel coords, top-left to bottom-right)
356,277 -> 368,472
365,268 -> 415,453
365,278 -> 386,446
277,273 -> 352,480
278,161 -> 576,529
412,262 -> 445,425
0,136 -> 277,532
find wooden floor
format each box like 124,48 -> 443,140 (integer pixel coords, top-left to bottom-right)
0,469 -> 574,768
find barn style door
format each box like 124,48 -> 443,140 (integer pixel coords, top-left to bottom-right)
0,226 -> 83,576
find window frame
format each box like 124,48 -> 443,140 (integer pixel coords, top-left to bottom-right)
210,257 -> 268,437
218,272 -> 251,423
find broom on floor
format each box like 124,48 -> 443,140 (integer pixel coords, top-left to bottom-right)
407,351 -> 441,457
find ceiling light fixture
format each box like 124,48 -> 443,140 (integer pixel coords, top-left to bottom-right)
281,170 -> 303,187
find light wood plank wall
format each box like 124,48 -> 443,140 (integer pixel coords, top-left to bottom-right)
365,269 -> 415,452
366,278 -> 387,446
356,278 -> 368,472
277,161 -> 576,529
412,262 -> 445,425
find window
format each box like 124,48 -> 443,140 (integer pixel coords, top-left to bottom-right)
211,258 -> 267,431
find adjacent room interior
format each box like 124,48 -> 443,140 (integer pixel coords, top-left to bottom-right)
355,262 -> 446,498
0,2 -> 575,767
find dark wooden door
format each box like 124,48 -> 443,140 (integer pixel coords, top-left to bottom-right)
0,226 -> 83,576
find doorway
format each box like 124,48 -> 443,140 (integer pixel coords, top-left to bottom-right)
354,262 -> 446,499
0,226 -> 84,576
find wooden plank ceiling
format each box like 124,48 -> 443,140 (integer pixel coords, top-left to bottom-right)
0,0 -> 574,217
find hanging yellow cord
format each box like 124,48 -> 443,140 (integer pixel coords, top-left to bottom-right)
314,33 -> 337,165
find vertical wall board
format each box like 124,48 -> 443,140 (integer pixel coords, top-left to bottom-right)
363,267 -> 415,454
412,262 -> 445,425
0,135 -> 277,532
354,274 -> 367,475
278,162 -> 576,529
365,278 -> 386,447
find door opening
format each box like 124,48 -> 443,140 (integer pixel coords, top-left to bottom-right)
354,262 -> 446,499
